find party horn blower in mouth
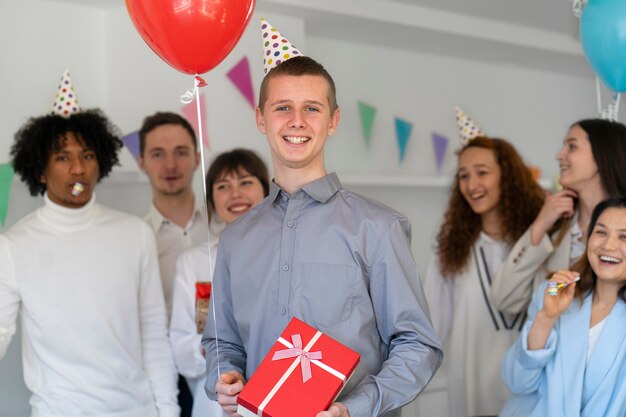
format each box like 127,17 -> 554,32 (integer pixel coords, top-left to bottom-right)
71,182 -> 85,196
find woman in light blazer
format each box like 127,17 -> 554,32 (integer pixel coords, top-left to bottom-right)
500,197 -> 626,417
492,119 -> 626,315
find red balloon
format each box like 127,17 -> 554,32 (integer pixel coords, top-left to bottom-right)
126,0 -> 255,75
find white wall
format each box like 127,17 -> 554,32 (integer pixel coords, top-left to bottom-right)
0,0 -> 603,415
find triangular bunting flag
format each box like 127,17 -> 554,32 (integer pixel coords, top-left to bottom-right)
431,133 -> 449,174
394,118 -> 412,163
0,163 -> 15,227
227,57 -> 255,109
357,101 -> 376,146
121,131 -> 141,161
181,93 -> 210,149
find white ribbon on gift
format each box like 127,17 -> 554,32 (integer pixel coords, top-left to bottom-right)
256,330 -> 348,416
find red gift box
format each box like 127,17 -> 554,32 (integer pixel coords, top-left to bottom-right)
237,317 -> 360,417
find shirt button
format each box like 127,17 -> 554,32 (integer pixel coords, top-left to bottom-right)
282,264 -> 289,271
287,221 -> 294,227
280,307 -> 286,315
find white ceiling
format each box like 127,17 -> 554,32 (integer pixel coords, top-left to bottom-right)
42,0 -> 590,76
45,0 -> 581,37
391,0 -> 579,36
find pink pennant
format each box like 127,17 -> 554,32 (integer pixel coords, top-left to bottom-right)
181,93 -> 210,149
227,56 -> 255,109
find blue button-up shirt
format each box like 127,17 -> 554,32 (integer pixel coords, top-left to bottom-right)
203,173 -> 442,416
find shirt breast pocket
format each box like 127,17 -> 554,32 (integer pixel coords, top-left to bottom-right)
292,262 -> 358,328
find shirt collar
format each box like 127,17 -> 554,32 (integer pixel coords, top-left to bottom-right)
145,199 -> 205,232
269,172 -> 342,204
39,192 -> 99,232
569,209 -> 582,238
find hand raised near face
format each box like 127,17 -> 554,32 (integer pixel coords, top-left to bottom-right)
530,189 -> 578,245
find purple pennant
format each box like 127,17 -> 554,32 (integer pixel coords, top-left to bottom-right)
227,56 -> 255,109
432,133 -> 449,173
121,131 -> 141,161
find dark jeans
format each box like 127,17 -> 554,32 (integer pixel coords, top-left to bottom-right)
178,374 -> 193,417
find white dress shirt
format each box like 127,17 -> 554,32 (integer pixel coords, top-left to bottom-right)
145,200 -> 212,318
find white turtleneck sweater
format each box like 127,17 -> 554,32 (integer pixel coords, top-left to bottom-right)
0,194 -> 179,417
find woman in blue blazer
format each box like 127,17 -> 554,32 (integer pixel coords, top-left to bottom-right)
500,197 -> 626,417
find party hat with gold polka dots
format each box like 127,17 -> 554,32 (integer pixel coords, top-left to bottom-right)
52,68 -> 80,118
599,100 -> 619,122
261,18 -> 303,75
455,106 -> 485,144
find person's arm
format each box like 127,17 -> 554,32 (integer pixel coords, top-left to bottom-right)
500,281 -> 563,395
201,238 -> 248,403
422,255 -> 454,342
492,191 -> 577,315
138,225 -> 180,417
0,236 -> 20,359
528,190 -> 576,246
527,270 -> 577,350
169,252 -> 206,380
491,227 -> 556,314
340,218 -> 443,417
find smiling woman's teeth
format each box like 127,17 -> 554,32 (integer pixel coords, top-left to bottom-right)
284,136 -> 308,144
600,255 -> 621,264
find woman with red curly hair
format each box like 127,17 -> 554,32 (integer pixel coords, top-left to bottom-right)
424,137 -> 544,417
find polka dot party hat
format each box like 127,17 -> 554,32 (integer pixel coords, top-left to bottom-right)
599,102 -> 618,122
455,106 -> 485,144
261,18 -> 302,75
53,68 -> 80,118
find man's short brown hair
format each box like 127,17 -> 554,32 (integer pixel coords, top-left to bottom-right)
258,56 -> 338,114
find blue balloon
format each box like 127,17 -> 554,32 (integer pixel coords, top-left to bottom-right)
581,0 -> 626,92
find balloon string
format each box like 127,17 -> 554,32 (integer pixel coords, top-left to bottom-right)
183,75 -> 223,381
596,77 -> 602,115
572,0 -> 585,18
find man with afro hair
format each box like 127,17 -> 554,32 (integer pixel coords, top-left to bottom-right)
0,109 -> 180,417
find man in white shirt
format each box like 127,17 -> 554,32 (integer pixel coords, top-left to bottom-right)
0,109 -> 179,417
138,111 -> 209,417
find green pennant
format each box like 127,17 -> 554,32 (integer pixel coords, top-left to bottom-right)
0,163 -> 15,227
357,101 -> 376,146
